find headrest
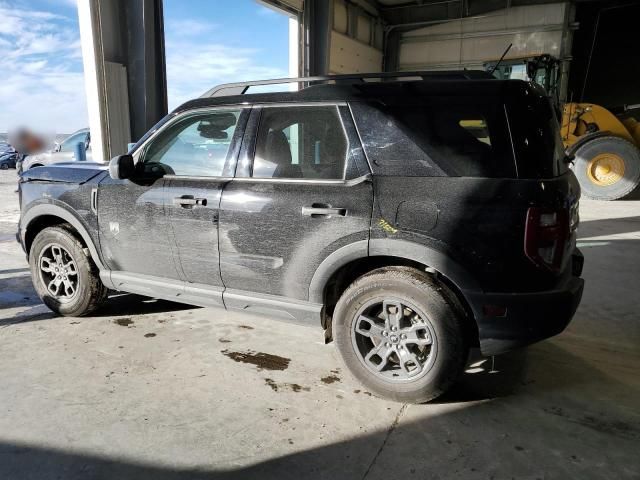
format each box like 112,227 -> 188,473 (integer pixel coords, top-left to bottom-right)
198,113 -> 237,139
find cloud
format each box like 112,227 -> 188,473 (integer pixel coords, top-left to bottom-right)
164,23 -> 288,108
165,19 -> 218,36
0,3 -> 86,133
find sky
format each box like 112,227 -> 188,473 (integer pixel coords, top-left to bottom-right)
0,0 -> 289,134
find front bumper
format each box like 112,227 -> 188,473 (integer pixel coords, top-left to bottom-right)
465,273 -> 584,356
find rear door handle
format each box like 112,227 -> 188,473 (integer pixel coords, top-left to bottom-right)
173,195 -> 208,208
302,204 -> 347,217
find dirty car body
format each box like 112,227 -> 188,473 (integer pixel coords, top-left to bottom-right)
17,74 -> 584,403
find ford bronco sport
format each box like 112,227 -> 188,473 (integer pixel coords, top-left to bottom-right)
17,71 -> 584,403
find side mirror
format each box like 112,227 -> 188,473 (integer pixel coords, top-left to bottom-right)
109,154 -> 135,180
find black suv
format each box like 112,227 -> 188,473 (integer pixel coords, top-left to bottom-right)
18,72 -> 584,403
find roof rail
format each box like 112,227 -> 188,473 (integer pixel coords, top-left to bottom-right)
200,70 -> 492,98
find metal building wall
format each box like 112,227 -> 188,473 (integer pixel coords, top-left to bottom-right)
397,3 -> 570,71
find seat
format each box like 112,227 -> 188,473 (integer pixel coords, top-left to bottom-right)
265,130 -> 302,178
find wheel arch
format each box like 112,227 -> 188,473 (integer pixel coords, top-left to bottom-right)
309,239 -> 481,342
22,204 -> 106,271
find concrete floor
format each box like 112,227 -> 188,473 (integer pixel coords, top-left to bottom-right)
0,169 -> 638,479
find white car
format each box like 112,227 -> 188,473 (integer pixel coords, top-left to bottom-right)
22,128 -> 92,170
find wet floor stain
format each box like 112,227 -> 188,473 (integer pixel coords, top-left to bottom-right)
354,389 -> 372,396
238,325 -> 254,330
144,333 -> 156,338
543,406 -> 638,440
264,378 -> 310,393
320,374 -> 341,384
114,318 -> 134,327
221,349 -> 290,371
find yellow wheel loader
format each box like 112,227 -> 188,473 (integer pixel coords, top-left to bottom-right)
486,54 -> 640,200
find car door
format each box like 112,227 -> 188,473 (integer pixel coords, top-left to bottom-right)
162,108 -> 248,307
97,163 -> 180,293
219,104 -> 373,318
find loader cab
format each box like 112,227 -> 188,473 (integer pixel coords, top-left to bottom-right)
485,54 -> 561,103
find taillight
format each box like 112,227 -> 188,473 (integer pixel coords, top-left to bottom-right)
524,207 -> 570,273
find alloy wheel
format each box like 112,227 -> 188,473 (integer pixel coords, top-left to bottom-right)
37,243 -> 79,302
351,298 -> 437,382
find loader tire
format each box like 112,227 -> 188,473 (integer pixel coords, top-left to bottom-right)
573,136 -> 640,200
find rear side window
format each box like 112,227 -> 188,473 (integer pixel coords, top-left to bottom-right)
351,99 -> 516,178
506,90 -> 567,178
252,105 -> 347,180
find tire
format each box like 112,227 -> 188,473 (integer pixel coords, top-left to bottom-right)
0,163 -> 7,170
29,226 -> 108,316
333,267 -> 468,403
572,136 -> 640,200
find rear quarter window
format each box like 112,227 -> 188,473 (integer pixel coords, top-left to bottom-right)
505,85 -> 567,178
350,98 -> 517,178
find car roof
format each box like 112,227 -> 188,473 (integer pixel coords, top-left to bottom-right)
175,78 -> 529,113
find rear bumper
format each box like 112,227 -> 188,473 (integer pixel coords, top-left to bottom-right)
466,274 -> 584,356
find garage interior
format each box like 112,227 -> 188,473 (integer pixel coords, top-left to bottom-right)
1,0 -> 639,479
77,0 -> 640,163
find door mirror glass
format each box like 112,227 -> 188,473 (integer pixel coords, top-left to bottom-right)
109,154 -> 135,180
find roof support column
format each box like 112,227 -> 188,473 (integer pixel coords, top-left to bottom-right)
77,0 -> 167,162
302,0 -> 332,76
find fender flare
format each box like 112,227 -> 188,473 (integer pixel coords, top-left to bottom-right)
21,203 -> 107,271
308,238 -> 482,304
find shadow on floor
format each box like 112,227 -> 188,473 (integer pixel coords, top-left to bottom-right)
1,293 -> 194,327
92,293 -> 196,317
0,340 -> 637,480
579,215 -> 640,238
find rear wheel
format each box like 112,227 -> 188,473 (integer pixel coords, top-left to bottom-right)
573,136 -> 640,200
29,226 -> 108,316
0,164 -> 7,170
333,267 -> 468,403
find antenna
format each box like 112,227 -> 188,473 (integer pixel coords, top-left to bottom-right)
489,43 -> 513,76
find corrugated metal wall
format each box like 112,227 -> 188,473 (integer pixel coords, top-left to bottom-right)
330,0 -> 384,73
397,3 -> 569,71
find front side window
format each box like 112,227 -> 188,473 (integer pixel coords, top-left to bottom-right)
142,109 -> 241,177
252,105 -> 348,180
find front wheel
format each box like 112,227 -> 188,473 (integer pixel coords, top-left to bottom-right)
29,226 -> 108,316
333,267 -> 468,403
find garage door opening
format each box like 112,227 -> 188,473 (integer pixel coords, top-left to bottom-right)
163,0 -> 296,108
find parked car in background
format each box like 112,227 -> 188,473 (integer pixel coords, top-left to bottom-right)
21,128 -> 91,170
0,144 -> 18,169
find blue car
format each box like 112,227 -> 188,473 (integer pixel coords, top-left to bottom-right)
0,146 -> 18,169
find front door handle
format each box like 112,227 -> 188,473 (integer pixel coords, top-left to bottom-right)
173,195 -> 208,208
302,204 -> 347,217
